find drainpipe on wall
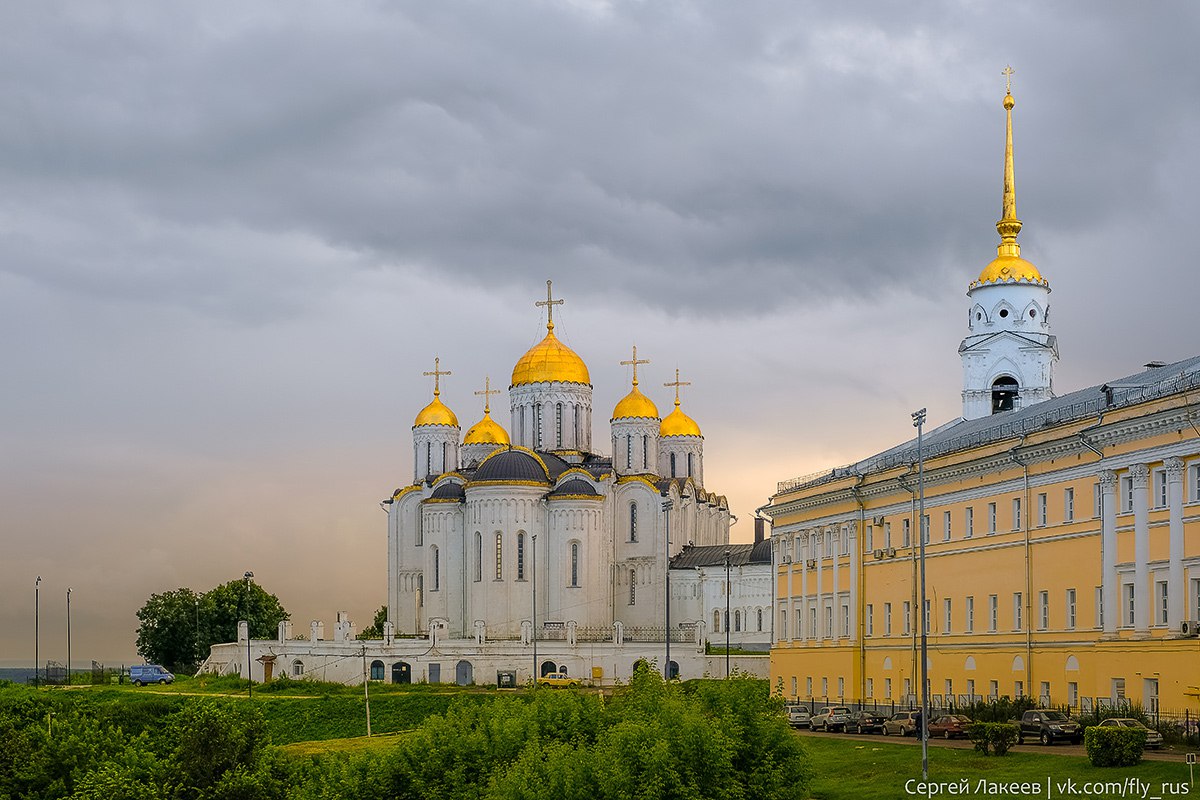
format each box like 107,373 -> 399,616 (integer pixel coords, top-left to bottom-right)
1077,413 -> 1105,458
851,472 -> 867,702
1009,436 -> 1034,698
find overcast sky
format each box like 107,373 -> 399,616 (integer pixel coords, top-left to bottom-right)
2,1 -> 1197,666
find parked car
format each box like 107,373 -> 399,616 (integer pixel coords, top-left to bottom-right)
1097,718 -> 1164,749
928,714 -> 973,739
536,672 -> 579,688
1017,710 -> 1081,745
786,705 -> 812,729
129,664 -> 174,686
811,706 -> 853,732
883,710 -> 923,737
847,710 -> 889,734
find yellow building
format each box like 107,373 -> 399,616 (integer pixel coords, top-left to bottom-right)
763,84 -> 1200,713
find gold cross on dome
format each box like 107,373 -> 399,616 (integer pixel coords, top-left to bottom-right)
1002,64 -> 1015,94
474,376 -> 500,413
534,279 -> 564,330
423,356 -> 452,397
620,345 -> 651,386
664,368 -> 691,405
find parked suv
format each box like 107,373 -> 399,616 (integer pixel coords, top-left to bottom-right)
130,664 -> 174,686
811,706 -> 853,732
785,705 -> 812,729
1017,710 -> 1081,745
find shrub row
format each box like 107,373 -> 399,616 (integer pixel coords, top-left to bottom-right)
967,722 -> 1019,756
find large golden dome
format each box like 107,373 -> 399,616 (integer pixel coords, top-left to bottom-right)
511,328 -> 590,387
463,411 -> 510,445
414,396 -> 458,428
613,385 -> 659,420
973,254 -> 1046,287
660,401 -> 701,438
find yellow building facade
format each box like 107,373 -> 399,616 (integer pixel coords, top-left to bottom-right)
763,85 -> 1200,713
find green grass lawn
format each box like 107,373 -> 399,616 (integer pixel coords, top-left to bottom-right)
803,737 -> 1195,800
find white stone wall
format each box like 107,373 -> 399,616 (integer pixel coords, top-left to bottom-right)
412,425 -> 460,481
961,282 -> 1057,420
509,383 -> 592,452
610,419 -> 660,475
659,435 -> 704,486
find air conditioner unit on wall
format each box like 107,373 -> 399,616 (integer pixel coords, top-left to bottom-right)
1181,620 -> 1200,637
885,548 -> 896,558
873,516 -> 885,526
872,549 -> 884,560
806,559 -> 817,569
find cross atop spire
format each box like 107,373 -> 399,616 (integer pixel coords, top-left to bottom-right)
664,368 -> 691,407
423,356 -> 451,397
474,375 -> 500,414
535,279 -> 564,332
1002,64 -> 1014,95
620,345 -> 651,386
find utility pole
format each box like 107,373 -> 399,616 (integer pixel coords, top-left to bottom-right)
243,571 -> 254,698
724,549 -> 731,678
662,500 -> 673,680
913,408 -> 930,781
34,576 -> 41,687
361,646 -> 372,736
66,588 -> 72,685
532,533 -> 538,683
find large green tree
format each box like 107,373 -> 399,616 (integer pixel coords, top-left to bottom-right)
135,578 -> 289,673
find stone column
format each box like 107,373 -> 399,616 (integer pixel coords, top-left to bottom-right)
1131,464 -> 1150,636
1166,458 -> 1185,631
799,534 -> 808,643
815,533 -> 824,641
1100,470 -> 1117,636
848,525 -> 858,643
831,527 -> 840,640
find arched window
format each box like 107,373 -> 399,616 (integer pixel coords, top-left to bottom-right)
723,610 -> 729,631
442,441 -> 448,472
417,574 -> 424,607
734,610 -> 742,632
535,403 -> 542,448
687,452 -> 694,477
713,610 -> 721,632
573,405 -> 581,446
425,442 -> 431,476
629,503 -> 638,542
292,659 -> 304,677
431,546 -> 440,591
555,403 -> 563,448
625,435 -> 633,471
570,542 -> 580,586
519,406 -> 526,443
495,532 -> 503,580
517,532 -> 526,580
370,660 -> 385,681
629,568 -> 636,604
642,436 -> 648,470
757,609 -> 763,632
992,376 -> 1019,414
474,533 -> 482,582
670,452 -> 677,477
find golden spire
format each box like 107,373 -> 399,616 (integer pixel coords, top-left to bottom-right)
423,356 -> 452,398
996,65 -> 1022,258
535,279 -> 564,333
474,375 -> 500,414
620,345 -> 650,387
664,368 -> 691,409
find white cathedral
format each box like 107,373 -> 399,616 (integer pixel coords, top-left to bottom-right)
200,286 -> 771,686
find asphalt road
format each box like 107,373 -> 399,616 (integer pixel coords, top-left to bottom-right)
791,726 -> 1192,763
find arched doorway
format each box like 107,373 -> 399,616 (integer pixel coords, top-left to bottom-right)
455,660 -> 474,686
369,660 -> 384,681
391,661 -> 411,684
991,377 -> 1018,414
540,660 -> 557,677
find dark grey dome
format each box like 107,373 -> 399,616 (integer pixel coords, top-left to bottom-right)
549,478 -> 603,498
472,449 -> 550,484
429,482 -> 465,501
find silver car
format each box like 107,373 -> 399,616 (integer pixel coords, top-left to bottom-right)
811,706 -> 853,732
1098,718 -> 1164,749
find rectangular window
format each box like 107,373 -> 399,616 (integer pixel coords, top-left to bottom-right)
570,543 -> 579,587
1012,497 -> 1022,530
778,609 -> 786,637
806,677 -> 812,697
884,522 -> 892,549
1094,482 -> 1102,517
902,601 -> 912,635
825,533 -> 833,558
837,677 -> 845,698
809,607 -> 817,639
495,533 -> 503,580
989,595 -> 998,632
516,534 -> 525,580
943,511 -> 952,541
821,677 -> 828,697
1013,592 -> 1023,630
1120,475 -> 1133,512
1194,578 -> 1200,620
1066,588 -> 1076,629
840,532 -> 849,557
1014,681 -> 1024,698
1124,583 -> 1135,626
966,679 -> 975,699
795,609 -> 802,639
865,525 -> 874,552
921,514 -> 930,545
943,598 -> 952,634
989,680 -> 999,699
1038,590 -> 1049,630
987,503 -> 997,534
865,604 -> 874,637
1064,487 -> 1075,522
964,506 -> 974,538
903,678 -> 911,698
902,518 -> 911,547
945,678 -> 953,698
866,677 -> 874,698
884,603 -> 892,636
884,677 -> 892,699
1112,677 -> 1126,702
1095,586 -> 1104,628
1156,580 -> 1168,625
1154,469 -> 1168,508
630,570 -> 637,605
791,677 -> 797,697
965,596 -> 974,633
1192,463 -> 1200,502
1037,493 -> 1047,527
1068,681 -> 1078,707
824,606 -> 833,638
841,604 -> 849,637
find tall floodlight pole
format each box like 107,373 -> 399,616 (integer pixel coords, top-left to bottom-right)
243,571 -> 254,698
532,534 -> 538,682
34,576 -> 41,687
662,500 -> 673,680
66,588 -> 72,685
194,597 -> 200,670
912,408 -> 930,780
724,549 -> 731,678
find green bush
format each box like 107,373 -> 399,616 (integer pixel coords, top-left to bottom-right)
968,722 -> 1019,756
1085,725 -> 1146,767
958,696 -> 1037,723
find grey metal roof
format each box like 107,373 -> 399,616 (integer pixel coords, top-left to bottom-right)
472,448 -> 550,484
670,543 -> 769,569
548,478 -> 603,498
776,354 -> 1200,495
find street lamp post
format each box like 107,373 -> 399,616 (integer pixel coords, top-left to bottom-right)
724,549 -> 731,678
194,597 -> 200,670
912,408 -> 930,780
662,500 -> 673,681
243,571 -> 254,698
34,576 -> 41,687
66,588 -> 72,686
531,534 -> 537,683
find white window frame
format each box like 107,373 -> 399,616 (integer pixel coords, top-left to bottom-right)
1120,475 -> 1133,513
884,602 -> 892,636
865,604 -> 874,637
1012,497 -> 1022,531
989,594 -> 998,632
964,506 -> 974,538
1038,590 -> 1048,630
1154,469 -> 1168,509
902,601 -> 911,635
965,596 -> 974,633
1037,493 -> 1047,527
1013,591 -> 1023,630
1064,487 -> 1075,522
1156,580 -> 1168,626
1124,583 -> 1135,627
943,511 -> 952,541
943,598 -> 952,634
1066,588 -> 1076,630
987,503 -> 997,534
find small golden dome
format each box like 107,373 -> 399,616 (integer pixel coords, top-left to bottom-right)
511,328 -> 591,387
613,385 -> 659,420
973,255 -> 1046,288
660,401 -> 701,438
463,411 -> 510,445
414,396 -> 458,428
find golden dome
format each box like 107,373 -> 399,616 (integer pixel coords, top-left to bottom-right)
974,255 -> 1046,287
660,401 -> 701,438
463,411 -> 510,445
511,328 -> 591,387
613,385 -> 659,420
414,396 -> 458,428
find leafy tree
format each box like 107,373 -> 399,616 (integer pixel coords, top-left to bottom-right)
356,605 -> 388,640
135,578 -> 288,674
